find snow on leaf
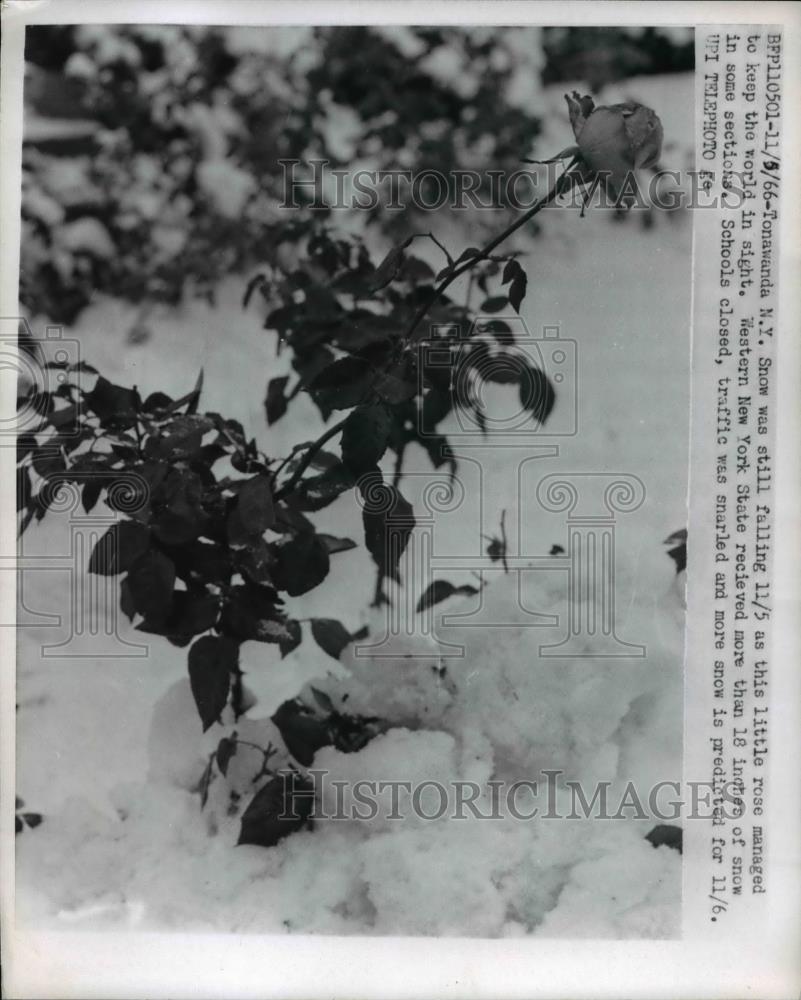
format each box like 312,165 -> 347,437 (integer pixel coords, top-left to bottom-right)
236,474 -> 275,535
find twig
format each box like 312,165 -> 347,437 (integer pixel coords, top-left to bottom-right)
401,158 -> 580,349
274,414 -> 349,501
273,159 -> 579,506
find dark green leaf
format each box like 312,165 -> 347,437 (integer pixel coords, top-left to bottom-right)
84,376 -> 141,427
317,533 -> 357,555
216,736 -> 237,777
307,356 -> 373,411
137,590 -> 220,642
518,366 -> 555,424
229,474 -> 274,542
480,296 -> 508,314
310,618 -> 352,661
293,463 -> 355,512
88,521 -> 150,576
370,237 -> 413,292
265,376 -> 290,425
508,273 -> 527,313
360,476 -> 415,582
645,824 -> 683,854
237,772 -> 314,847
272,532 -> 330,597
341,404 -> 392,476
501,259 -> 524,285
278,618 -> 302,658
81,478 -> 104,513
166,369 -> 203,415
242,273 -> 267,309
219,584 -> 296,646
416,579 -> 479,613
188,635 -> 238,732
480,320 -> 514,345
125,549 -> 176,624
271,700 -> 332,766
309,687 -> 335,713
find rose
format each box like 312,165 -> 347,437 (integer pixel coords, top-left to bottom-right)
565,91 -> 664,204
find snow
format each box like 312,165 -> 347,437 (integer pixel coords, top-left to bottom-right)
16,71 -> 692,937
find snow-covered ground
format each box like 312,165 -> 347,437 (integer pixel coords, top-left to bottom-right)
15,72 -> 693,936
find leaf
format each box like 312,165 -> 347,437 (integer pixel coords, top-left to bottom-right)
272,532 -> 330,597
167,369 -> 203,415
317,533 -> 357,555
310,687 -> 335,713
242,272 -> 267,309
237,772 -> 315,848
216,737 -> 237,777
360,476 -> 415,582
420,386 -> 452,432
666,542 -> 686,575
229,474 -> 275,542
518,366 -> 555,424
81,478 -> 104,513
663,529 -> 687,575
370,237 -> 413,292
310,618 -> 352,661
508,272 -> 528,313
486,537 -> 506,563
645,824 -> 683,854
188,635 -> 238,732
480,296 -> 508,314
278,619 -> 302,658
235,538 -> 275,586
151,469 -> 207,545
144,414 -> 213,461
88,521 -> 150,576
84,376 -> 141,427
341,403 -> 392,476
220,583 -> 286,643
271,700 -> 332,766
416,580 -> 479,613
125,550 -> 176,625
480,320 -> 514,345
265,376 -> 290,425
501,259 -> 524,285
143,391 -> 174,413
307,356 -> 373,411
120,578 -> 137,621
137,590 -> 220,643
292,464 -> 355,512
456,246 -> 482,264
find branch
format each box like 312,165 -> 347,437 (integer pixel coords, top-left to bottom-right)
274,159 -> 579,505
273,414 -> 349,501
401,158 -> 579,347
